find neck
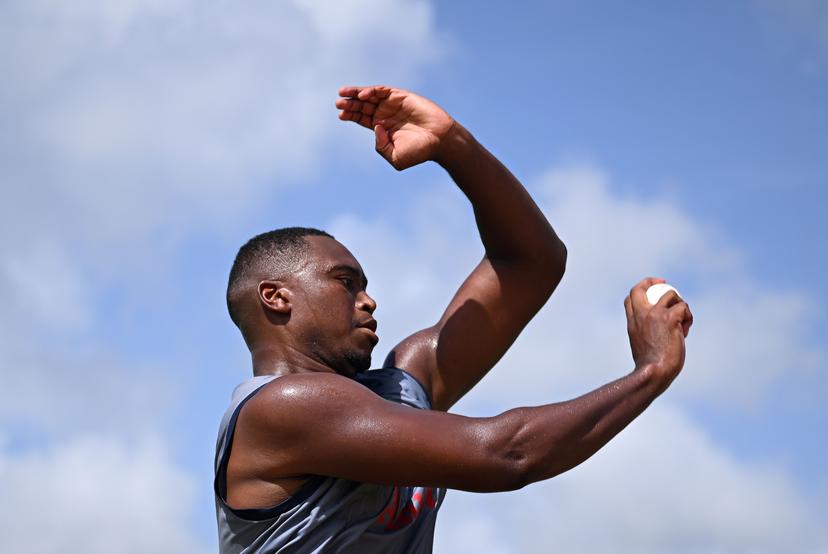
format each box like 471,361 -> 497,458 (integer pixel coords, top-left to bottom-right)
249,343 -> 338,377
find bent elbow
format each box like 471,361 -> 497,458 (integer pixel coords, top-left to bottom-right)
538,239 -> 567,294
500,453 -> 534,492
472,452 -> 531,493
552,240 -> 567,280
482,411 -> 539,492
499,447 -> 574,491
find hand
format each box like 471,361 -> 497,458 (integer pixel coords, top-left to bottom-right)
624,277 -> 693,387
336,85 -> 457,170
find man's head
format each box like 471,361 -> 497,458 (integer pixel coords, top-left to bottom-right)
227,227 -> 378,376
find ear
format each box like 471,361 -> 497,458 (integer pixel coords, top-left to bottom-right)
258,280 -> 292,315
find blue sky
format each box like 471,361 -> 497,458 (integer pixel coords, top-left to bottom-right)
1,1 -> 826,552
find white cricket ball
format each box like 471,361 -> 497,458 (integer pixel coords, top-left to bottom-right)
646,283 -> 681,305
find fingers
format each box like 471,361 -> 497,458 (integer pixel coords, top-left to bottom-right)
629,276 -> 666,310
336,88 -> 390,130
336,97 -> 377,129
626,277 -> 692,337
681,303 -> 693,337
338,110 -> 373,129
650,283 -> 691,337
339,86 -> 361,98
623,296 -> 635,336
374,125 -> 392,159
358,85 -> 391,102
667,301 -> 693,337
654,289 -> 682,309
335,98 -> 376,116
338,85 -> 392,103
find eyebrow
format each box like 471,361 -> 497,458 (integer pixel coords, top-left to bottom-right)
326,263 -> 368,288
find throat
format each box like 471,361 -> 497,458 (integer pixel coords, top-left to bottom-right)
250,344 -> 338,376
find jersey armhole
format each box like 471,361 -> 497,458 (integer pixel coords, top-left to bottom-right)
213,383 -> 326,521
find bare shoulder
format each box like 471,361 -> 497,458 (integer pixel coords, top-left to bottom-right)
241,372 -> 376,433
228,372 -> 383,482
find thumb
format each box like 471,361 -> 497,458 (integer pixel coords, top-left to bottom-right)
374,124 -> 393,161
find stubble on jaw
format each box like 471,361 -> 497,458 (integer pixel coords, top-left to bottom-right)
307,329 -> 372,377
345,349 -> 372,373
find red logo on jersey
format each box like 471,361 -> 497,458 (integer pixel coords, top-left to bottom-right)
375,486 -> 439,530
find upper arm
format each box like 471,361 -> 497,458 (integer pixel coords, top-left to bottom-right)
236,373 -> 523,493
385,254 -> 565,411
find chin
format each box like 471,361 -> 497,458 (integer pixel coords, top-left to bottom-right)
344,350 -> 372,373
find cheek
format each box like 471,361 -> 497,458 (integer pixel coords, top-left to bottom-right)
309,287 -> 355,325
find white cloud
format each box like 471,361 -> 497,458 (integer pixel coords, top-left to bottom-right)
3,2 -> 823,550
0,343 -> 177,437
333,164 -> 819,410
436,402 -> 826,554
0,0 -> 443,261
0,237 -> 178,436
0,434 -> 205,554
486,166 -> 820,409
1,240 -> 92,332
0,3 -> 444,549
330,162 -> 826,550
681,285 -> 820,406
292,0 -> 438,48
0,0 -> 444,487
433,509 -> 513,554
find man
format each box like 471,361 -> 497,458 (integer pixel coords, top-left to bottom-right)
214,85 -> 693,553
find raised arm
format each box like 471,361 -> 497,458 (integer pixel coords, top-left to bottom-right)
231,278 -> 692,494
336,85 -> 566,410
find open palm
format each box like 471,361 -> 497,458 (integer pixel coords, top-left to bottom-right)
336,85 -> 456,170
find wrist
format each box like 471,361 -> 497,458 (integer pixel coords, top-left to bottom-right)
433,121 -> 477,170
632,363 -> 673,396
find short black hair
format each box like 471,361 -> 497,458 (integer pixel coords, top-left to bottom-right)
226,227 -> 333,327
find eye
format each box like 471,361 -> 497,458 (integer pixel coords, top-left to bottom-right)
338,276 -> 354,288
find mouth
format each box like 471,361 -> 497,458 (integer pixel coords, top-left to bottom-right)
356,319 -> 379,345
357,319 -> 378,333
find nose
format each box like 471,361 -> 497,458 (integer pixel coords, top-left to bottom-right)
357,291 -> 377,314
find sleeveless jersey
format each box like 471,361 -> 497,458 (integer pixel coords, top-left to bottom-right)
214,368 -> 446,553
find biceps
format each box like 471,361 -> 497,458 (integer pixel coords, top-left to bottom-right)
405,260 -> 555,408
283,404 -> 519,492
439,259 -> 556,341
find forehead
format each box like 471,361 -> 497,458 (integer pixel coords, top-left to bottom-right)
303,235 -> 364,274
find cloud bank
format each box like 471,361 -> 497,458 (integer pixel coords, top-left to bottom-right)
331,163 -> 826,552
0,434 -> 201,554
0,0 -> 442,256
0,0 -> 444,550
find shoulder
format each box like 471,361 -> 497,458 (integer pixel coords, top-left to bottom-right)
256,371 -> 355,398
249,371 -> 370,408
228,373 -> 377,472
239,372 -> 378,436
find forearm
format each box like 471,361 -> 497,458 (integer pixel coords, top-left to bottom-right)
488,365 -> 667,488
435,123 -> 566,268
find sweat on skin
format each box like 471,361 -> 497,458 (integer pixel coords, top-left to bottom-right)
214,85 -> 693,552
